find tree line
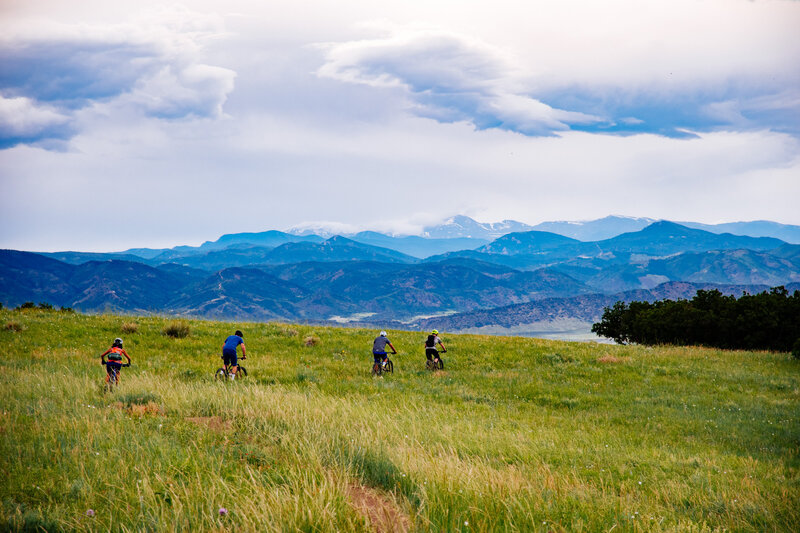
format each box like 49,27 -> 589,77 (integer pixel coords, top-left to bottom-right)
592,287 -> 800,356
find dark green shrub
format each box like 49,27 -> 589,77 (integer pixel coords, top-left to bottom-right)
17,302 -> 35,310
37,302 -> 54,310
793,338 -> 800,360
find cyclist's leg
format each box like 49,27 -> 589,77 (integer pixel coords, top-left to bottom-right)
223,351 -> 238,378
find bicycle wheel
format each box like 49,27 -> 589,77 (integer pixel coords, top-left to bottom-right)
426,359 -> 435,371
437,358 -> 444,370
237,366 -> 247,378
384,360 -> 393,374
105,368 -> 118,392
215,368 -> 227,381
371,363 -> 381,376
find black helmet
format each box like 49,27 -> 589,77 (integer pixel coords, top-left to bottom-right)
113,338 -> 123,347
235,330 -> 243,337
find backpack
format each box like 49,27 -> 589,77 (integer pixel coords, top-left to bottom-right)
425,334 -> 436,348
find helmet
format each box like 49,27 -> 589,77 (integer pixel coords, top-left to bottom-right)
380,331 -> 387,337
431,329 -> 438,335
113,338 -> 123,347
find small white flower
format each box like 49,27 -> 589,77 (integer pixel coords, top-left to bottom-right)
464,521 -> 469,526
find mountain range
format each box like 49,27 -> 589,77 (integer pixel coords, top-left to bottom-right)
3,216 -> 799,337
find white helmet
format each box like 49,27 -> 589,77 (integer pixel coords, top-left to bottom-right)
380,331 -> 387,337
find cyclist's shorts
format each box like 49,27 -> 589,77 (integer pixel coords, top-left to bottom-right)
425,348 -> 439,360
222,349 -> 238,367
106,361 -> 122,373
373,351 -> 387,364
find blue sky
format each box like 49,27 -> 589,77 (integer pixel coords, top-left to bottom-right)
1,0 -> 798,251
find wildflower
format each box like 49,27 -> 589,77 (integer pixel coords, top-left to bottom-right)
464,521 -> 469,526
638,481 -> 642,485
86,509 -> 95,517
219,507 -> 228,516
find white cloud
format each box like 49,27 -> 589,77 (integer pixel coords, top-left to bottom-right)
317,26 -> 604,135
0,96 -> 70,139
0,6 -> 235,146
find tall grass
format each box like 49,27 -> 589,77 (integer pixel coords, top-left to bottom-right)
0,309 -> 798,531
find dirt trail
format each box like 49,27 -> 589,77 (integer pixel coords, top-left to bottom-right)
347,483 -> 410,533
186,416 -> 232,431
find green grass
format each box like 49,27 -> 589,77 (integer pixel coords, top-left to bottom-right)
0,309 -> 798,531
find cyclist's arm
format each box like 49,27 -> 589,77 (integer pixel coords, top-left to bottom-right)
121,349 -> 131,364
438,341 -> 446,352
240,343 -> 246,357
387,342 -> 397,354
100,347 -> 111,363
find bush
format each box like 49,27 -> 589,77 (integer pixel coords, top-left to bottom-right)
17,302 -> 35,310
793,338 -> 800,360
592,287 -> 800,352
4,321 -> 24,332
59,306 -> 75,313
121,322 -> 139,334
304,335 -> 319,347
37,302 -> 54,310
162,320 -> 190,338
281,327 -> 298,337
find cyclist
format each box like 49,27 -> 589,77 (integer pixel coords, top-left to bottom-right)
100,337 -> 131,384
372,331 -> 397,368
222,330 -> 246,380
424,329 -> 446,365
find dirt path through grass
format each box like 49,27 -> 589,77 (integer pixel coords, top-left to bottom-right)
347,483 -> 410,533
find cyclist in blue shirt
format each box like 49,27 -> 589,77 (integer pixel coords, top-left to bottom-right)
221,330 -> 246,380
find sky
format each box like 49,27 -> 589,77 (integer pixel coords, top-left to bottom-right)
1,0 -> 799,252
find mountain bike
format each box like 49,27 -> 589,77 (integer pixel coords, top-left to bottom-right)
371,354 -> 395,377
426,350 -> 445,371
103,361 -> 130,392
215,357 -> 247,381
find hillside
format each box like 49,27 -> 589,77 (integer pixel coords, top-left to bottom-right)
416,281 -> 795,332
1,310 -> 797,531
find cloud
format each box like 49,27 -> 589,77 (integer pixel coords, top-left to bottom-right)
316,27 -> 604,136
316,11 -> 800,138
0,95 -> 72,148
0,9 -> 236,148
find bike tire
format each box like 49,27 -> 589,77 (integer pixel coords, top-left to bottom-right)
105,368 -> 118,392
385,360 -> 393,374
237,366 -> 247,378
215,368 -> 227,381
371,363 -> 381,377
437,358 -> 444,370
426,359 -> 435,371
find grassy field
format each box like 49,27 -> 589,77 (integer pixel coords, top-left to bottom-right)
1,309 -> 798,532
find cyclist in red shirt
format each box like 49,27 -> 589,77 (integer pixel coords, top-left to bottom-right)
101,337 -> 131,384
